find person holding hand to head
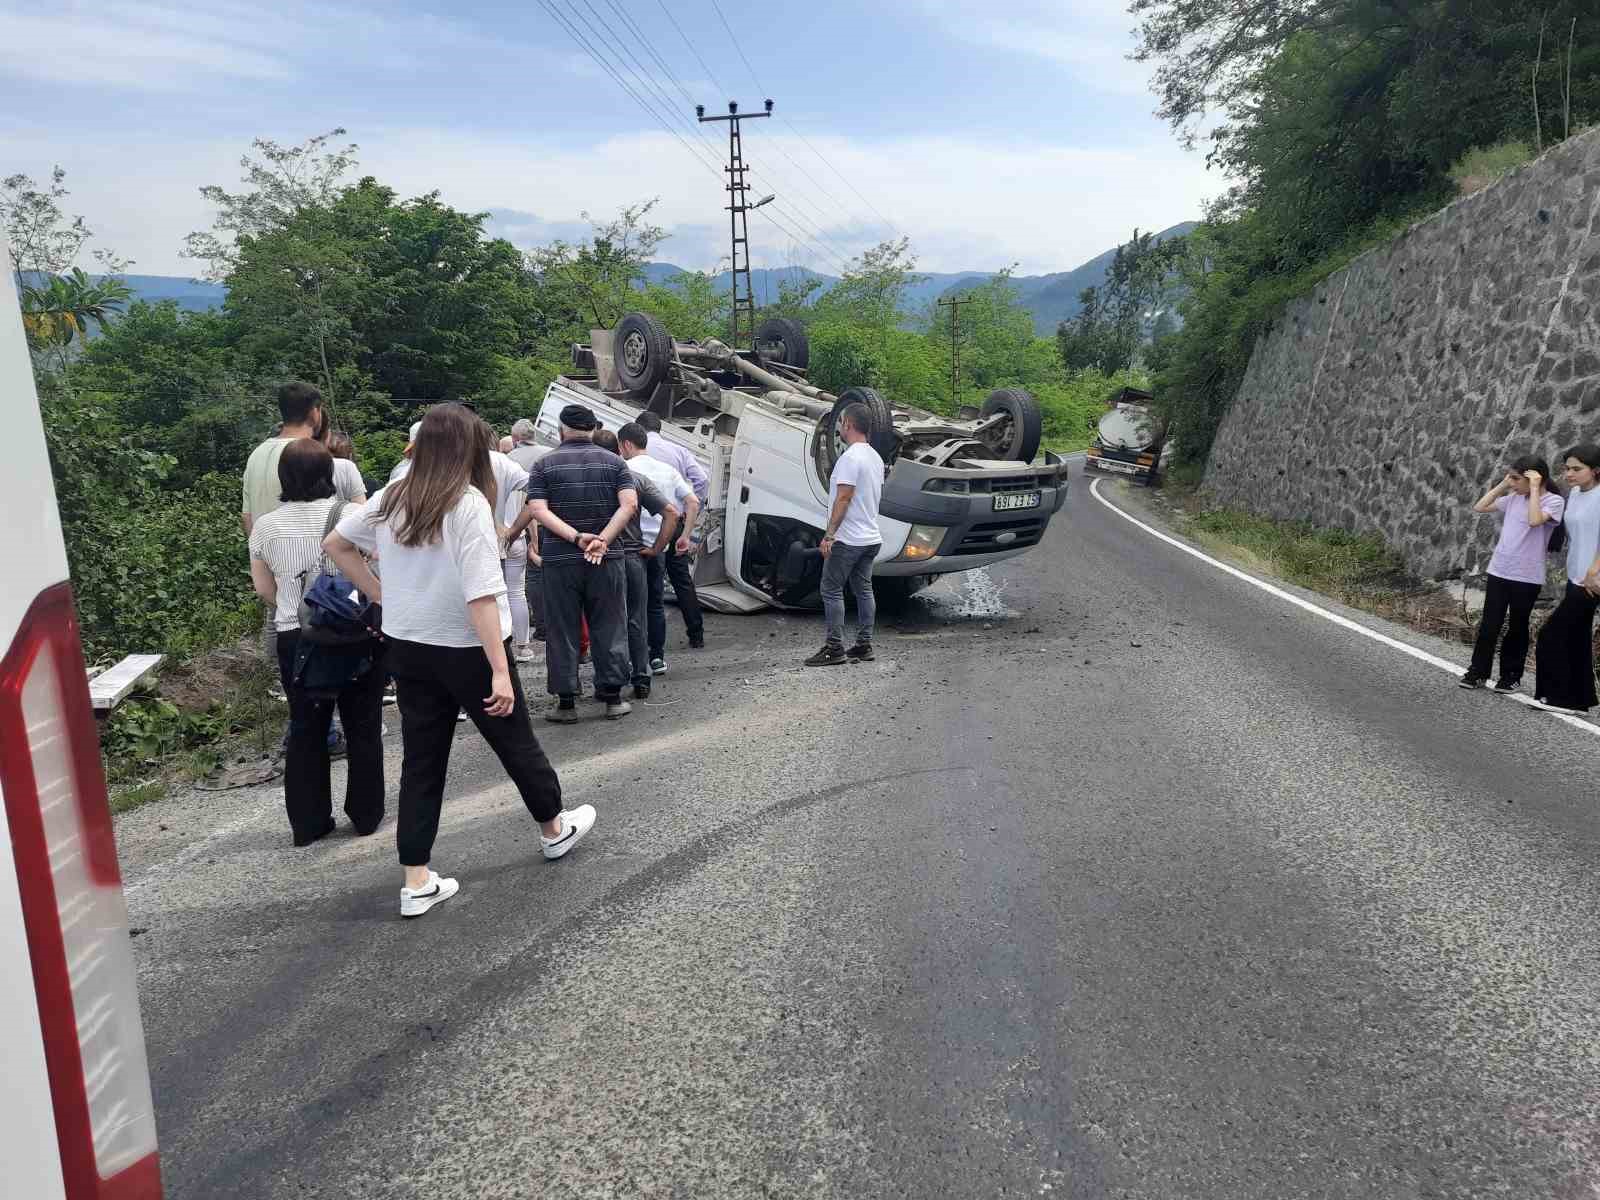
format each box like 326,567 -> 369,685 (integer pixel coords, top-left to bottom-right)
1535,443 -> 1600,712
1459,455 -> 1563,693
323,403 -> 596,920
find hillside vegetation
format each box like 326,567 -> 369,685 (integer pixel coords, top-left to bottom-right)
1134,0 -> 1600,465
4,142 -> 1149,665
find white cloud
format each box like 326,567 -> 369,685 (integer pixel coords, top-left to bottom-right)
5,123 -> 1219,280
0,0 -> 584,91
1,4 -> 290,88
908,0 -> 1156,95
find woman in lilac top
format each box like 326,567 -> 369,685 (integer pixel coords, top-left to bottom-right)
1460,455 -> 1564,692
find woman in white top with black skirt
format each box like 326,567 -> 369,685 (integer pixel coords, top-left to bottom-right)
325,403 -> 596,918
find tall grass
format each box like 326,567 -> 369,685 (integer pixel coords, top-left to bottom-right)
1449,141 -> 1534,196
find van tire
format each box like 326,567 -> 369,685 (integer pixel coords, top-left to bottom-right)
979,388 -> 1043,462
613,311 -> 674,395
756,317 -> 810,369
814,387 -> 896,485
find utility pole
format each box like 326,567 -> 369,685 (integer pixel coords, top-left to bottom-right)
937,295 -> 972,411
697,99 -> 773,351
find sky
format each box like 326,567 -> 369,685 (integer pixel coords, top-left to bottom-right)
0,0 -> 1222,279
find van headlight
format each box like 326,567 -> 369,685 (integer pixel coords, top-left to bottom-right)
897,524 -> 944,561
922,477 -> 970,494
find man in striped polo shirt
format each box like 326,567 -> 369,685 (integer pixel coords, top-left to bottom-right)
512,405 -> 638,722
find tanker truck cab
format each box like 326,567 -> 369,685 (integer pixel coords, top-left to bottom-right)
539,312 -> 1070,612
0,243 -> 164,1198
1085,386 -> 1166,486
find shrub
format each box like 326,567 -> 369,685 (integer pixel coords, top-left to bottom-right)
1449,141 -> 1534,196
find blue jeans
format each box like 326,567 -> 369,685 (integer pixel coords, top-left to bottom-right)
820,542 -> 880,648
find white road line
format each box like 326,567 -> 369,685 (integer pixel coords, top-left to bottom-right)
1088,477 -> 1600,740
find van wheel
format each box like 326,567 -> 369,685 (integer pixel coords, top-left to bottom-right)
979,388 -> 1043,462
613,311 -> 673,395
813,386 -> 897,486
756,317 -> 809,370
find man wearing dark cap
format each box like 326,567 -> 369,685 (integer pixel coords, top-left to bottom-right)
506,404 -> 639,721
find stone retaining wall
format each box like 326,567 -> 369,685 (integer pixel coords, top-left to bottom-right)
1204,129 -> 1600,580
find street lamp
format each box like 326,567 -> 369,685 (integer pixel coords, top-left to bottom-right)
751,194 -> 775,209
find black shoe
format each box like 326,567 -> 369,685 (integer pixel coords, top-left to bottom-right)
633,679 -> 651,700
1457,674 -> 1485,690
1493,678 -> 1521,694
545,697 -> 580,724
292,816 -> 337,847
845,642 -> 875,661
805,644 -> 847,667
688,634 -> 705,649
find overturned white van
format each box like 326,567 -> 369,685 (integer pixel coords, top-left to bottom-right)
535,312 -> 1070,613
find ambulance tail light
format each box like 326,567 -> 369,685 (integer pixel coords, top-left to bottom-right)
0,582 -> 162,1199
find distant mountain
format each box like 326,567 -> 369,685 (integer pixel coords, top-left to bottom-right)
641,220 -> 1198,335
113,223 -> 1198,334
111,274 -> 226,313
933,221 -> 1198,334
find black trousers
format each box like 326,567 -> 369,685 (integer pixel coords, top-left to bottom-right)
646,543 -> 704,658
624,553 -> 650,685
1468,573 -> 1542,683
543,557 -> 631,698
275,630 -> 385,843
387,636 -> 563,867
526,559 -> 545,638
1535,582 -> 1600,710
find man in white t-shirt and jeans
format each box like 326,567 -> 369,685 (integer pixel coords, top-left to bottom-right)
806,403 -> 884,667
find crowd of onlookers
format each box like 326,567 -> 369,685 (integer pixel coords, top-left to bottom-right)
242,381 -> 885,918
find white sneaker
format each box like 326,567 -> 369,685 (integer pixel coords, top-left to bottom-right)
514,643 -> 537,664
649,657 -> 667,675
541,804 -> 597,860
400,870 -> 459,918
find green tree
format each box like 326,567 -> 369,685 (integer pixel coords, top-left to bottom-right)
812,238 -> 922,332
637,269 -> 729,342
1056,229 -> 1185,375
224,178 -> 536,422
525,200 -> 668,347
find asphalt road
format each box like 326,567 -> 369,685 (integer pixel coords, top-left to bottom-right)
120,464 -> 1600,1199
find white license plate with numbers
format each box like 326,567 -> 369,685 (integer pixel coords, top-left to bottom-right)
992,492 -> 1041,512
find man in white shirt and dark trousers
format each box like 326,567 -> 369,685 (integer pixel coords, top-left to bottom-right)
618,423 -> 699,677
637,412 -> 708,652
806,403 -> 884,667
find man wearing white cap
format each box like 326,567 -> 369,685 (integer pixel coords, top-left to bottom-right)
507,418 -> 549,642
388,420 -> 423,484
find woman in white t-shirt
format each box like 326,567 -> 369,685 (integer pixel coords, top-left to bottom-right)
1535,442 -> 1600,712
248,439 -> 385,846
325,403 -> 596,919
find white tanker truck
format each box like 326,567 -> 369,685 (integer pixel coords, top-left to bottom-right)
1084,386 -> 1167,486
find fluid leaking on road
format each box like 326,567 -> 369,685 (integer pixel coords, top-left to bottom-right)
120,472 -> 1600,1199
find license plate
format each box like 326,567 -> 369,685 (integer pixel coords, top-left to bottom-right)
992,491 -> 1040,512
1092,459 -> 1138,474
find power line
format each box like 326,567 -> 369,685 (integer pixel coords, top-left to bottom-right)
655,0 -> 720,89
563,0 -> 857,271
700,0 -> 902,240
602,0 -> 698,110
780,116 -> 902,241
600,3 -> 863,264
707,0 -> 768,95
535,0 -> 853,279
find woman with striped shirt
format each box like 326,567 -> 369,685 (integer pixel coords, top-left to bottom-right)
248,439 -> 385,846
324,403 -> 596,919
